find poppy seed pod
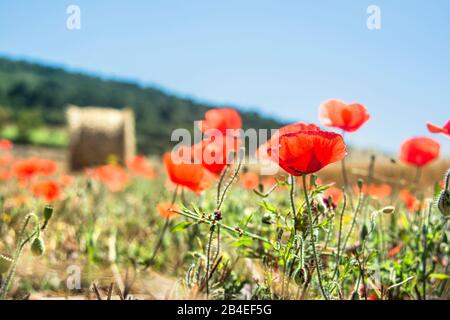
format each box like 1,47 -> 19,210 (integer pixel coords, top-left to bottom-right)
438,170 -> 450,217
0,254 -> 13,274
437,190 -> 450,217
31,237 -> 45,257
357,179 -> 364,191
360,224 -> 369,242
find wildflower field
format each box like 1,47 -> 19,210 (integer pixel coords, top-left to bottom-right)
0,102 -> 448,301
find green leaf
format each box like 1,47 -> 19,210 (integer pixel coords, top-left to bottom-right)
171,221 -> 193,233
260,200 -> 278,214
311,183 -> 334,195
232,236 -> 253,247
429,273 -> 450,280
241,213 -> 254,229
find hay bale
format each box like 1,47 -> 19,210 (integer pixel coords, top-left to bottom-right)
67,105 -> 136,171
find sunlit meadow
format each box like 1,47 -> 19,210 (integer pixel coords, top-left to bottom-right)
0,102 -> 449,300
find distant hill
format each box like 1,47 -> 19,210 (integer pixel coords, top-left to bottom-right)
0,57 -> 284,154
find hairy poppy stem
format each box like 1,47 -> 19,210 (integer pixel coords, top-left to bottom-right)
145,185 -> 179,269
217,150 -> 244,210
340,131 -> 355,212
302,175 -> 329,300
332,191 -> 347,285
216,165 -> 230,208
421,203 -> 432,300
175,208 -> 271,244
0,213 -> 40,299
205,225 -> 215,299
289,175 -> 297,232
342,187 -> 364,253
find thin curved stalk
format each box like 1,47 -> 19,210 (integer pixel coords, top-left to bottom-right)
0,213 -> 39,299
144,185 -> 179,269
205,225 -> 215,298
342,189 -> 364,252
175,208 -> 272,244
332,192 -> 347,284
217,155 -> 243,210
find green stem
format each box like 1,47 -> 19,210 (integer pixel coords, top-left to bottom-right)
175,208 -> 271,244
216,165 -> 229,208
205,225 -> 215,298
342,189 -> 364,252
0,213 -> 39,299
302,175 -> 329,300
340,131 -> 355,212
289,175 -> 297,235
145,185 -> 178,269
217,154 -> 243,210
332,192 -> 347,284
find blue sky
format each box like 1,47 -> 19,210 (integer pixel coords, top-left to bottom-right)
0,0 -> 449,154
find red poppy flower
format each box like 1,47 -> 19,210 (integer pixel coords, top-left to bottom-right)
400,137 -> 440,167
0,170 -> 12,181
399,189 -> 420,212
31,180 -> 61,202
13,158 -> 58,180
0,153 -> 13,166
387,244 -> 403,258
86,164 -> 128,192
261,176 -> 278,190
163,148 -> 214,193
319,99 -> 370,132
60,174 -> 75,188
257,124 -> 320,162
427,120 -> 450,137
267,123 -> 347,176
127,155 -> 156,179
34,158 -> 58,175
240,171 -> 260,190
156,202 -> 180,219
198,108 -> 242,135
0,139 -> 13,151
192,135 -> 240,174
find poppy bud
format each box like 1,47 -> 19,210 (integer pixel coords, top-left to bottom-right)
262,213 -> 273,225
360,224 -> 369,241
437,190 -> 450,217
381,206 -> 395,214
258,183 -> 264,193
213,210 -> 222,221
31,237 -> 45,257
43,205 -> 53,222
439,243 -> 448,254
357,179 -> 364,191
0,254 -> 13,274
